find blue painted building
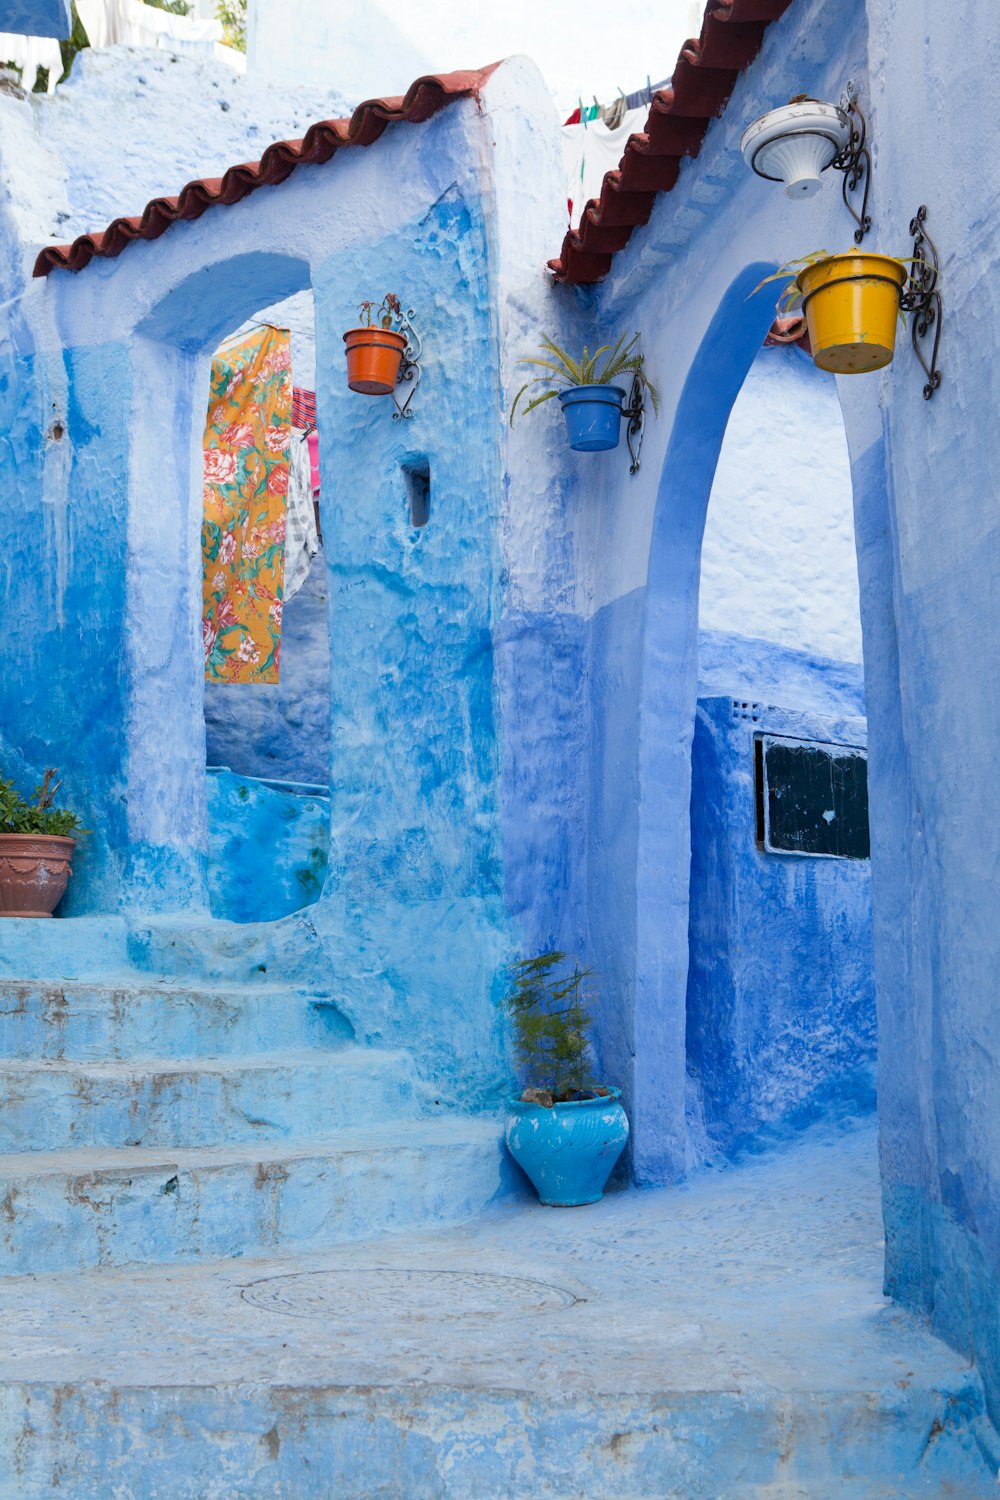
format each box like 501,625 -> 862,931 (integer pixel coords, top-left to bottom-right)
2,0 -> 1000,1459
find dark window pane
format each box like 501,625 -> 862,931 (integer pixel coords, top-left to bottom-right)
758,737 -> 870,860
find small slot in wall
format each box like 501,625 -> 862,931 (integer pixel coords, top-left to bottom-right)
403,456 -> 430,528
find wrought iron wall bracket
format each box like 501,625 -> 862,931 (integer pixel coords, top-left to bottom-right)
623,367 -> 646,475
832,85 -> 872,244
391,309 -> 422,420
899,205 -> 943,400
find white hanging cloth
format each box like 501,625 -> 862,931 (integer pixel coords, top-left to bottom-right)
75,0 -> 221,51
283,432 -> 319,602
0,33 -> 63,91
561,105 -> 650,227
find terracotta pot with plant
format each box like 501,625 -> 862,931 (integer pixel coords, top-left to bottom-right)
510,332 -> 659,452
502,951 -> 629,1207
343,294 -> 407,395
0,768 -> 85,917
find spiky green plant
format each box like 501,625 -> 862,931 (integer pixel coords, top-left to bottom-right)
504,951 -> 595,1098
509,332 -> 659,425
749,250 -> 930,322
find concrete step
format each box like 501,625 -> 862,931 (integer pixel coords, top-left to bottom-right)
0,1117 -> 507,1274
0,915 -> 129,979
0,1048 -> 424,1151
1,1381 -> 994,1499
0,977 -> 353,1059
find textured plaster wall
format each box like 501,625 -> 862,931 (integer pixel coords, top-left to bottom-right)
14,45 -> 349,250
206,769 -> 328,922
844,0 -> 1000,1425
204,541 -> 331,787
686,695 -> 875,1157
700,344 -> 861,663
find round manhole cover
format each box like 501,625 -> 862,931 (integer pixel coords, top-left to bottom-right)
241,1268 -> 578,1319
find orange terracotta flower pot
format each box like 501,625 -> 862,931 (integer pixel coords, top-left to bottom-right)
0,833 -> 76,917
343,328 -> 407,395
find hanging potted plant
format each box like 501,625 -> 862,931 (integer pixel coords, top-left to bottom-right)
754,250 -> 911,374
343,294 -> 407,395
510,333 -> 659,452
502,951 -> 629,1207
0,768 -> 85,918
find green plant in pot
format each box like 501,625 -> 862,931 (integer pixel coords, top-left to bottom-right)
502,951 -> 629,1206
0,768 -> 85,917
510,333 -> 659,453
343,292 -> 407,395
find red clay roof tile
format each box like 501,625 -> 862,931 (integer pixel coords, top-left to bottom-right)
33,64 -> 500,277
549,0 -> 796,285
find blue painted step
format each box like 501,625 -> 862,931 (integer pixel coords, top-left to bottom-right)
0,1049 -> 424,1150
0,1119 -> 507,1274
0,978 -> 352,1060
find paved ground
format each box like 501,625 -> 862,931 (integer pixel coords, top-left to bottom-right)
2,1116 -> 997,1497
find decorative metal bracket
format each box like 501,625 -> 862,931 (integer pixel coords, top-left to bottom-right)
832,84 -> 872,244
390,309 -> 422,420
899,205 -> 943,400
622,365 -> 646,475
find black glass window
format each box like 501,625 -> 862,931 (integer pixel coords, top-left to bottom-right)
755,734 -> 870,860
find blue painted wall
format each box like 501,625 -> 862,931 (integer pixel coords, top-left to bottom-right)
0,0 -> 70,38
206,769 -> 328,923
0,339 -> 130,914
686,693 -> 876,1157
204,542 -> 331,786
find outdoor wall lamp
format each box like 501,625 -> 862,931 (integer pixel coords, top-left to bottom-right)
740,86 -> 872,243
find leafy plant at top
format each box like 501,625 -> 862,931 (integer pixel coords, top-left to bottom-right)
355,294 -> 403,332
504,951 -> 596,1100
216,0 -> 246,51
749,249 -> 934,322
510,332 -> 660,425
0,768 -> 86,838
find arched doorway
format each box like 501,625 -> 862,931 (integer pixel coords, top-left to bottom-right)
201,287 -> 332,923
685,337 -> 875,1157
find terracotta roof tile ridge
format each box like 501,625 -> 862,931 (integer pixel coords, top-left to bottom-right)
548,0 -> 795,285
33,61 -> 503,277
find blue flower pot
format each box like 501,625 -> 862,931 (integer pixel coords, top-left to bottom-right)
504,1090 -> 630,1206
559,384 -> 626,452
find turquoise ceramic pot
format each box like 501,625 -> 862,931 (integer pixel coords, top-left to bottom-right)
504,1090 -> 629,1206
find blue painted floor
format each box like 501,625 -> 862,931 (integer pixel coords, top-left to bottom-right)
1,1117 -> 997,1497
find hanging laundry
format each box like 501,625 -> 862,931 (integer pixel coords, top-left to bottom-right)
202,325 -> 291,685
291,386 -> 316,427
561,104 -> 651,226
284,432 -> 319,602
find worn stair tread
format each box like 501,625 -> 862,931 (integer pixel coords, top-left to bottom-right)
0,977 -> 331,1000
0,1114 -> 501,1179
0,1047 -> 412,1079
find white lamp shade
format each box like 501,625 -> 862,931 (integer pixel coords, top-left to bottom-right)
740,101 -> 851,199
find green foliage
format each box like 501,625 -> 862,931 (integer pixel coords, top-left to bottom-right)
748,250 -> 922,322
355,294 -> 403,331
504,951 -> 595,1098
216,0 -> 246,52
510,331 -> 660,425
145,0 -> 193,15
0,769 -> 86,838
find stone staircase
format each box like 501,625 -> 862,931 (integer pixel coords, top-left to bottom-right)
0,916 -> 507,1275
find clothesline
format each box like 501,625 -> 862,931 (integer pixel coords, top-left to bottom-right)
563,76 -> 670,128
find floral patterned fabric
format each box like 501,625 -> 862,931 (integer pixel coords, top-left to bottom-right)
202,325 -> 290,684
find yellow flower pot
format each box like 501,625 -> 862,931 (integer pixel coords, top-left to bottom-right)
796,253 -> 908,374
